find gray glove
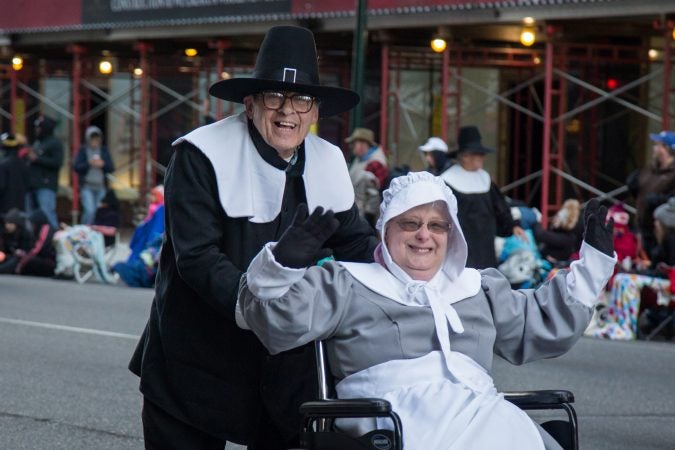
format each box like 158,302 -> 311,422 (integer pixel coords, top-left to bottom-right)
583,198 -> 614,256
272,204 -> 340,268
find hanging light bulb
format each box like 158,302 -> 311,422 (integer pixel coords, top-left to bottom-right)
99,60 -> 113,75
430,37 -> 447,53
520,28 -> 536,47
12,55 -> 23,71
185,48 -> 198,57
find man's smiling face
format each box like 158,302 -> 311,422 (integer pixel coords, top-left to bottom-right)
244,91 -> 319,159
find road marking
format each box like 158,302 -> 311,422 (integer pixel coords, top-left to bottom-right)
0,317 -> 140,340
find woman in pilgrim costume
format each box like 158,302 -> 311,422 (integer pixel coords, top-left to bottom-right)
441,125 -> 527,269
128,26 -> 378,449
238,171 -> 617,450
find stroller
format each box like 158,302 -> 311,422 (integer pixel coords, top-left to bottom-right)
298,341 -> 578,450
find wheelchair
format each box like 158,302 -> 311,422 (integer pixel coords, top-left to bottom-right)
298,341 -> 578,450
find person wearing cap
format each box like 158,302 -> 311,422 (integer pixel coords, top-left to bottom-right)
346,127 -> 389,226
238,171 -> 616,450
0,132 -> 30,215
441,125 -> 527,269
128,26 -> 378,449
25,115 -> 64,228
627,130 -> 675,259
73,126 -> 115,225
418,136 -> 451,176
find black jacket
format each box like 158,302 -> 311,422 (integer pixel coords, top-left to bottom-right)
29,131 -> 64,191
129,134 -> 378,443
454,183 -> 516,269
0,151 -> 29,214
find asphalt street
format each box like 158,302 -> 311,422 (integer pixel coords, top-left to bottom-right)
1,274 -> 674,449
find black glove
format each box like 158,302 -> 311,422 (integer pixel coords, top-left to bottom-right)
272,204 -> 341,268
582,198 -> 614,256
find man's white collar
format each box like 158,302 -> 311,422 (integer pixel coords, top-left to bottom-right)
173,112 -> 354,222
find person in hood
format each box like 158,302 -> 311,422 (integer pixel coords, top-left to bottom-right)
73,126 -> 115,225
128,26 -> 378,450
0,208 -> 32,274
0,132 -> 30,215
238,171 -> 617,450
26,115 -> 64,228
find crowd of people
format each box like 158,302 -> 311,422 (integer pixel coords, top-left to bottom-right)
0,23 -> 672,450
0,115 -> 164,287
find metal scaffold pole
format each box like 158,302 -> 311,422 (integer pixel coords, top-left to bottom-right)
350,0 -> 368,131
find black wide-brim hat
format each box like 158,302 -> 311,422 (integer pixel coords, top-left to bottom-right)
209,26 -> 359,118
456,125 -> 495,154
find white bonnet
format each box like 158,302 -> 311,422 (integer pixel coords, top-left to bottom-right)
376,171 -> 468,280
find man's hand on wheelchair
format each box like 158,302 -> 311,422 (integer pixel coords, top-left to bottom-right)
273,204 -> 340,268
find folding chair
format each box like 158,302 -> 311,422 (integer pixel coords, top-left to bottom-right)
299,341 -> 578,450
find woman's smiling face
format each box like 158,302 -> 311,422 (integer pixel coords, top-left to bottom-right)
244,91 -> 319,159
385,202 -> 450,281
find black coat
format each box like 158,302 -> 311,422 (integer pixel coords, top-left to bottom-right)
28,133 -> 64,191
0,152 -> 29,214
453,183 -> 516,269
129,135 -> 378,443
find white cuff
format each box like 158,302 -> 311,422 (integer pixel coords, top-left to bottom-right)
235,297 -> 250,330
566,241 -> 617,307
246,242 -> 307,300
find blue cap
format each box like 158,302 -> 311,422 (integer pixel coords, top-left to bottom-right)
649,131 -> 675,151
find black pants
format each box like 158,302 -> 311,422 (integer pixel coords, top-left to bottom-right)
141,398 -> 293,450
142,399 -> 226,450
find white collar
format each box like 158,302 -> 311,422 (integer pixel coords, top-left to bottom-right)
441,165 -> 491,194
172,112 -> 354,223
341,261 -> 481,374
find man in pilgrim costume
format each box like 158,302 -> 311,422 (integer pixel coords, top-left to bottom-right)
238,171 -> 617,450
441,125 -> 527,269
128,26 -> 378,449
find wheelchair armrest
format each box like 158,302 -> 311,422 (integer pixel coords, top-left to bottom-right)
300,398 -> 392,418
504,390 -> 575,408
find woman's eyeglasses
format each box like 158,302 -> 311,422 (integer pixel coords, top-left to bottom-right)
395,219 -> 451,234
258,91 -> 316,113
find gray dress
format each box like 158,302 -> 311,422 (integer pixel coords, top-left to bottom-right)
238,240 -> 616,449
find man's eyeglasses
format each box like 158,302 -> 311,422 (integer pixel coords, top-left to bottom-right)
258,91 -> 316,113
395,219 -> 452,234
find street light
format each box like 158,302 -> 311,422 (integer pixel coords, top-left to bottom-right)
520,28 -> 536,47
430,37 -> 447,53
99,60 -> 113,75
12,55 -> 23,71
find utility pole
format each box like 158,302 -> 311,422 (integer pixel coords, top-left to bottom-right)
350,0 -> 368,131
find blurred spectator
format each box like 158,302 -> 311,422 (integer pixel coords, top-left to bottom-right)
74,126 -> 115,225
441,125 -> 526,268
606,202 -> 638,270
627,130 -> 675,259
346,127 -> 388,226
113,233 -> 163,288
651,197 -> 675,269
93,189 -> 121,248
112,187 -> 165,287
0,133 -> 29,215
16,210 -> 57,277
418,136 -> 451,176
93,189 -> 121,229
0,208 -> 32,274
532,199 -> 584,265
26,115 -> 64,228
